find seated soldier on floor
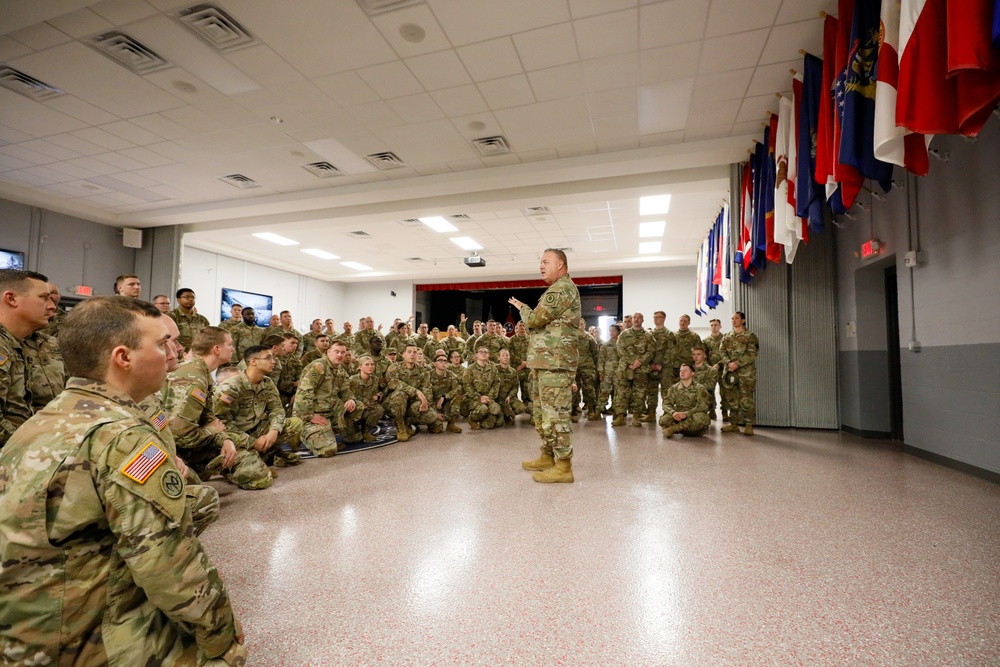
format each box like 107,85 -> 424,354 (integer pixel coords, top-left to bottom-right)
463,346 -> 502,430
214,345 -> 303,471
659,362 -> 711,438
429,352 -> 463,433
163,326 -> 275,490
346,355 -> 384,443
691,345 -> 719,421
292,340 -> 359,457
496,348 -> 530,425
384,343 -> 442,441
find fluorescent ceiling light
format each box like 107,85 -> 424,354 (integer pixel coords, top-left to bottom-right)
253,232 -> 299,246
419,216 -> 458,233
639,220 -> 666,237
639,241 -> 662,254
450,236 -> 483,251
302,248 -> 340,260
639,194 -> 671,215
341,261 -> 373,271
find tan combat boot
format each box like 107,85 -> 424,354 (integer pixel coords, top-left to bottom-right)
521,452 -> 555,471
587,411 -> 599,420
640,410 -> 656,423
532,458 -> 574,483
720,424 -> 739,433
469,418 -> 481,430
447,421 -> 463,433
630,414 -> 642,427
742,424 -> 754,436
661,424 -> 679,437
611,414 -> 625,426
429,421 -> 444,434
395,420 -> 410,441
362,431 -> 377,442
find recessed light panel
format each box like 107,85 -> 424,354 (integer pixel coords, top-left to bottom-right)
419,216 -> 458,233
639,195 -> 671,216
302,248 -> 340,260
253,232 -> 298,246
639,241 -> 662,254
450,237 -> 483,251
639,220 -> 666,237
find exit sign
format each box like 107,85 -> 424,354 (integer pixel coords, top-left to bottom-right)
75,285 -> 93,296
861,239 -> 883,260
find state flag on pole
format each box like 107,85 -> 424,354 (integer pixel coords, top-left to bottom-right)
797,54 -> 826,232
816,16 -> 839,203
873,0 -> 930,175
765,114 -> 782,264
774,95 -> 802,264
832,0 -> 865,209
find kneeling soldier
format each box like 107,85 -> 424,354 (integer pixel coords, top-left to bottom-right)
659,362 -> 711,437
293,340 -> 359,456
429,352 -> 463,433
344,355 -> 384,443
463,346 -> 502,430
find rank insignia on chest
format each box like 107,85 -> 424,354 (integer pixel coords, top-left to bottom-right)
0,353 -> 7,366
122,441 -> 168,483
151,410 -> 167,431
219,393 -> 233,404
190,387 -> 208,404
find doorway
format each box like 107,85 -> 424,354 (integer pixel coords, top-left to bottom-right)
884,265 -> 904,440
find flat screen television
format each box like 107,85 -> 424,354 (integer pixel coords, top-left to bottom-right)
220,287 -> 273,327
0,248 -> 25,270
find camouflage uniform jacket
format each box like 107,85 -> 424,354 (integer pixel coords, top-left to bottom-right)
464,334 -> 482,361
278,354 -> 302,395
214,371 -> 285,435
663,379 -> 710,416
692,363 -> 719,393
650,327 -> 676,369
353,329 -> 382,356
22,329 -> 66,410
508,333 -> 530,368
373,354 -> 394,392
518,273 -> 582,371
162,357 -> 229,451
441,336 -> 465,358
384,330 -> 401,354
334,331 -> 354,351
413,333 -> 431,353
0,378 -> 239,664
496,365 -> 520,401
429,369 -> 462,403
463,361 -> 500,400
167,308 -> 210,351
720,329 -> 759,370
702,333 -> 725,366
349,373 -> 382,409
301,331 -> 321,356
263,326 -> 303,351
301,348 -> 324,366
674,329 -> 701,368
229,322 -> 263,363
44,306 -> 67,337
0,322 -> 31,447
386,362 -> 432,399
478,332 -> 508,362
218,317 -> 241,334
598,339 -> 619,375
576,331 -> 599,371
616,327 -> 655,373
293,357 -> 354,418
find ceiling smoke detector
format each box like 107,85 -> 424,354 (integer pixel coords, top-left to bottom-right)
471,135 -> 512,156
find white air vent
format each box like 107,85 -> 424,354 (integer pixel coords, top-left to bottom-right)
220,174 -> 260,189
449,214 -> 471,221
355,0 -> 425,16
303,161 -> 342,178
365,151 -> 406,170
471,135 -> 511,156
347,231 -> 371,239
522,206 -> 551,216
398,219 -> 423,228
404,257 -> 428,262
89,32 -> 171,75
176,3 -> 257,52
0,67 -> 64,101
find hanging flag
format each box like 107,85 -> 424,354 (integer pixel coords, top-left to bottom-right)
738,161 -> 753,269
994,0 -> 1000,47
752,127 -> 771,269
797,54 -> 826,233
504,307 -> 515,337
791,75 -> 809,248
816,15 -> 839,204
831,0 -> 865,210
873,0 -> 930,175
765,114 -> 782,264
839,0 -> 895,192
898,0 -> 1000,137
719,204 -> 732,301
774,95 -> 802,264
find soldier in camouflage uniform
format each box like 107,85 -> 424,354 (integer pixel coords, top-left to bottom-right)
263,310 -> 304,352
218,303 -> 243,335
465,321 -> 483,362
440,325 -> 466,360
385,343 -> 442,438
276,333 -> 302,406
509,248 -> 581,483
509,321 -> 532,409
163,326 -> 273,490
335,320 -> 354,351
0,297 -> 246,665
302,333 -> 331,365
659,362 -> 711,437
292,340 -> 360,455
301,318 -> 323,357
646,311 -> 676,423
0,269 -> 54,448
229,307 -> 264,367
353,316 -> 383,356
613,312 -> 654,427
347,356 -> 384,443
43,282 -> 67,337
413,322 -> 431,355
497,348 -> 529,425
673,314 -> 700,382
214,345 -> 303,469
429,352 -> 463,432
463,347 -> 503,429
702,318 -> 729,418
167,288 -> 210,352
22,328 -> 66,411
720,311 -> 759,435
572,320 -> 600,420
478,320 -> 508,362
691,345 -> 719,419
598,323 -> 620,415
385,320 -> 405,355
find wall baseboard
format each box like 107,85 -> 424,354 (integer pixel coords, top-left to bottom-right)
902,445 -> 1000,485
841,424 -> 892,440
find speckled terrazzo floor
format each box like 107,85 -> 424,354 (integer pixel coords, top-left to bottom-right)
200,417 -> 1000,666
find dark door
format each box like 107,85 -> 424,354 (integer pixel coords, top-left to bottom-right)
884,266 -> 904,440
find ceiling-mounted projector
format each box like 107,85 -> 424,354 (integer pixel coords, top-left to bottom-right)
464,253 -> 486,268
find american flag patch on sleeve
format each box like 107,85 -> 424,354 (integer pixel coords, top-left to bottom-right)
121,442 -> 167,484
219,393 -> 233,404
0,353 -> 7,366
190,387 -> 208,404
151,410 -> 167,430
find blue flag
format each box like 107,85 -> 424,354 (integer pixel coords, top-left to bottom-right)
751,127 -> 769,270
797,54 -> 825,232
839,0 -> 894,192
994,0 -> 1000,47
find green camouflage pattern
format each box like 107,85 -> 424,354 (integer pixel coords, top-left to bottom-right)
0,378 -> 242,665
463,361 -> 502,428
720,329 -> 759,426
702,332 -> 725,366
0,323 -> 32,448
214,371 -> 303,462
168,308 -> 211,351
385,362 -> 440,427
597,339 -> 618,411
477,332 -> 508,362
346,373 -> 385,441
229,322 -> 264,365
22,329 -> 66,410
43,306 -> 67,337
428,368 -> 463,422
614,327 -> 654,417
658,379 -> 711,434
646,327 -> 676,414
673,328 -> 701,372
293,357 -> 355,456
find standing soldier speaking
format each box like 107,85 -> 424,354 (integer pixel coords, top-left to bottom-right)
508,248 -> 581,484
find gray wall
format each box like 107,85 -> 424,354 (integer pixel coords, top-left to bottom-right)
835,119 -> 1000,473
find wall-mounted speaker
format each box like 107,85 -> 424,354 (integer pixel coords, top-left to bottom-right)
122,228 -> 143,248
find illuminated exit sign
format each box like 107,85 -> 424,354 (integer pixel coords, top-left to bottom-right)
861,239 -> 883,260
75,285 -> 93,296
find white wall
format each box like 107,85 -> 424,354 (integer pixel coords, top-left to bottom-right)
341,279 -> 416,331
181,246 -> 345,327
621,266 -> 731,337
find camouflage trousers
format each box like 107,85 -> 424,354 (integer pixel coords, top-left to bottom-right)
386,390 -> 441,427
723,366 -> 757,425
436,396 -> 462,422
518,367 -> 532,407
342,404 -> 383,443
500,396 -> 530,424
598,367 -> 616,411
573,368 -> 598,414
644,370 -> 664,416
231,418 -> 303,467
613,369 -> 649,416
185,437 -> 274,490
530,369 -> 573,460
658,410 -> 710,435
469,398 -> 502,429
302,406 -> 361,457
719,369 -> 735,417
186,483 -> 219,536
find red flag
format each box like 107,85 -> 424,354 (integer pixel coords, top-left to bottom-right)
815,16 -> 838,192
792,76 -> 810,246
765,113 -> 782,264
504,308 -> 515,337
831,0 -> 864,209
740,161 -> 753,270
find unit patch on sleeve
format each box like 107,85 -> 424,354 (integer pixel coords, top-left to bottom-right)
121,442 -> 168,484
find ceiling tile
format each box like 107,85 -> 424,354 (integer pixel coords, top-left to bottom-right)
99,120 -> 163,146
0,89 -> 90,136
450,111 -> 502,139
582,52 -> 639,92
357,61 -> 425,99
640,0 -> 709,48
691,68 -> 754,105
69,127 -> 135,151
639,44 -> 702,85
407,50 -> 473,91
89,0 -> 159,25
494,96 -> 594,150
313,71 -> 381,106
594,114 -> 639,141
776,0 -> 838,24
430,0 -> 571,47
569,0 -> 637,19
44,96 -> 120,126
0,145 -> 54,166
224,45 -> 306,88
574,9 -> 638,60
371,4 -> 452,58
639,78 -> 694,134
736,93 -> 780,123
512,23 -> 578,72
18,139 -> 82,161
457,37 -> 523,82
586,88 -> 638,120
745,60 -> 798,97
705,0 -> 781,38
430,85 -> 490,116
386,94 -> 446,124
347,101 -> 405,130
9,22 -> 73,51
477,75 -> 535,109
46,8 -> 114,38
685,98 -> 741,129
64,156 -> 121,175
759,19 -> 824,65
90,151 -> 153,171
0,35 -> 33,61
527,63 -> 586,102
119,146 -> 176,167
697,29 -> 770,74
130,113 -> 191,141
42,160 -> 103,179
